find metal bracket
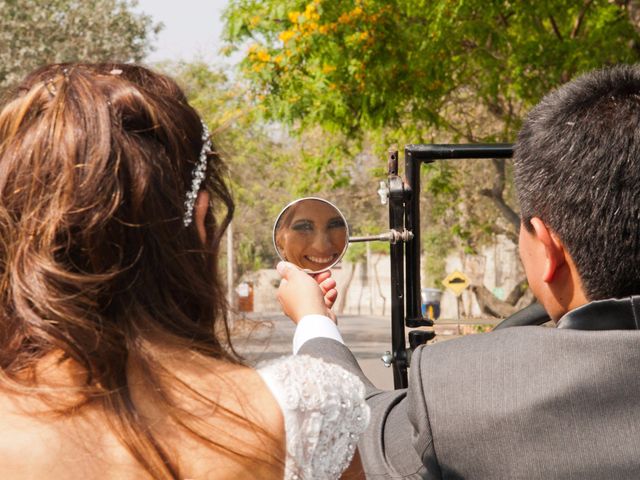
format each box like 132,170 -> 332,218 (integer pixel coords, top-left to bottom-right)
349,228 -> 413,244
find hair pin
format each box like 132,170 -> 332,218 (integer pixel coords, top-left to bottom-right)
183,121 -> 211,226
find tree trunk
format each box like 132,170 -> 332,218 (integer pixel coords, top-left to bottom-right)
626,0 -> 640,34
479,158 -> 520,232
471,278 -> 534,318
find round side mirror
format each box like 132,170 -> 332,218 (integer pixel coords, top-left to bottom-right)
273,197 -> 349,274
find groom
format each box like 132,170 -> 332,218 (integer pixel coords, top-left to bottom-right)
278,64 -> 640,479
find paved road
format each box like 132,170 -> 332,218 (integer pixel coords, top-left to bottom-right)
232,313 -> 497,390
233,313 -> 394,388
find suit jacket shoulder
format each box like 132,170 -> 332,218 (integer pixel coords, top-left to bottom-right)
417,326 -> 640,479
302,327 -> 640,479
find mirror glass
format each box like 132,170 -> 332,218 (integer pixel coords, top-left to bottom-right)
273,197 -> 349,273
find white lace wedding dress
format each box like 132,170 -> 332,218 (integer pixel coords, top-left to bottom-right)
257,354 -> 370,480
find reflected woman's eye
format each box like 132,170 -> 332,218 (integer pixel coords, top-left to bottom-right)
292,220 -> 314,232
327,217 -> 346,229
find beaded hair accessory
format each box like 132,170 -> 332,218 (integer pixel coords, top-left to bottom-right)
183,121 -> 212,226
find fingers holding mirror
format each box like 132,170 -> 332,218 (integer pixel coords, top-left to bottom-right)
273,198 -> 349,274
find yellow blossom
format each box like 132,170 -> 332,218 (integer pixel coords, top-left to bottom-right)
274,54 -> 284,64
256,50 -> 271,62
279,30 -> 296,43
322,64 -> 336,74
288,11 -> 301,23
251,63 -> 265,73
248,43 -> 259,53
250,15 -> 261,27
352,6 -> 363,16
338,12 -> 351,24
319,24 -> 330,34
304,3 -> 316,18
346,32 -> 360,43
359,31 -> 369,41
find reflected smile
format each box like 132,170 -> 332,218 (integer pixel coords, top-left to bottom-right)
306,254 -> 338,265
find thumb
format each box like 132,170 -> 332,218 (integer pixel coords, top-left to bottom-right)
276,261 -> 300,280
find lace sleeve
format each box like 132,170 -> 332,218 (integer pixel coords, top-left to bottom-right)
257,355 -> 370,480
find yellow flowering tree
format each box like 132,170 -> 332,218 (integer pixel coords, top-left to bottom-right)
166,61 -> 366,276
224,0 -> 419,132
223,0 -> 640,136
223,0 -> 640,296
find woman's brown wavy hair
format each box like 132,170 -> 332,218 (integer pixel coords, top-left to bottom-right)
0,63 -> 274,478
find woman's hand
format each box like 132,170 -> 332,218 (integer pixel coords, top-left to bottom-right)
276,262 -> 336,324
312,270 -> 338,309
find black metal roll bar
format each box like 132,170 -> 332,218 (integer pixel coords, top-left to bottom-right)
387,144 -> 549,389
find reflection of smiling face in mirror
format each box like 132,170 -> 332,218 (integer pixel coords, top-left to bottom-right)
276,199 -> 348,272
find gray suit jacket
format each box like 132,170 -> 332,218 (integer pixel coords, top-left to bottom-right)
299,298 -> 640,479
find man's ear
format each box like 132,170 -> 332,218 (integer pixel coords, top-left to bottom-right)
194,190 -> 210,245
530,217 -> 566,283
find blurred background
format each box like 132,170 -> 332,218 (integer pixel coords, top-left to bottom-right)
4,0 -> 640,385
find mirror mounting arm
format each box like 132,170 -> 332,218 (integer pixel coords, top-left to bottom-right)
349,229 -> 413,244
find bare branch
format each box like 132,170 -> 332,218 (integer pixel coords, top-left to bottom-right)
488,224 -> 518,244
505,279 -> 529,305
469,277 -> 530,319
471,284 -> 516,318
549,15 -> 564,41
626,0 -> 640,34
498,12 -> 512,28
479,158 -> 520,231
571,0 -> 594,38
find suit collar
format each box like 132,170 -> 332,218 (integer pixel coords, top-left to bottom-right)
557,296 -> 640,330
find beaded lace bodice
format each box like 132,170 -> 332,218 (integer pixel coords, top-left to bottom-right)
257,355 -> 370,480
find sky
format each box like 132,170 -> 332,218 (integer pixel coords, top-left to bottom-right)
134,0 -> 231,64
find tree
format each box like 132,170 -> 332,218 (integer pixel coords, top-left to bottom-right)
167,61 -> 393,285
166,61 -> 289,278
222,0 -> 640,314
0,0 -> 161,91
223,0 -> 639,136
222,0 -> 640,227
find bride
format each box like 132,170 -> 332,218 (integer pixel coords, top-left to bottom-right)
0,63 -> 368,479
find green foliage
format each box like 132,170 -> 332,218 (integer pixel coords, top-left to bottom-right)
422,228 -> 454,288
167,61 -> 393,278
344,241 -> 366,263
473,324 -> 493,334
166,61 -> 294,277
223,0 -> 639,138
289,139 -> 353,195
222,0 -> 640,281
0,0 -> 161,92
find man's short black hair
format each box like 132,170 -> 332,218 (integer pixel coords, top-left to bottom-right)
515,64 -> 640,300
